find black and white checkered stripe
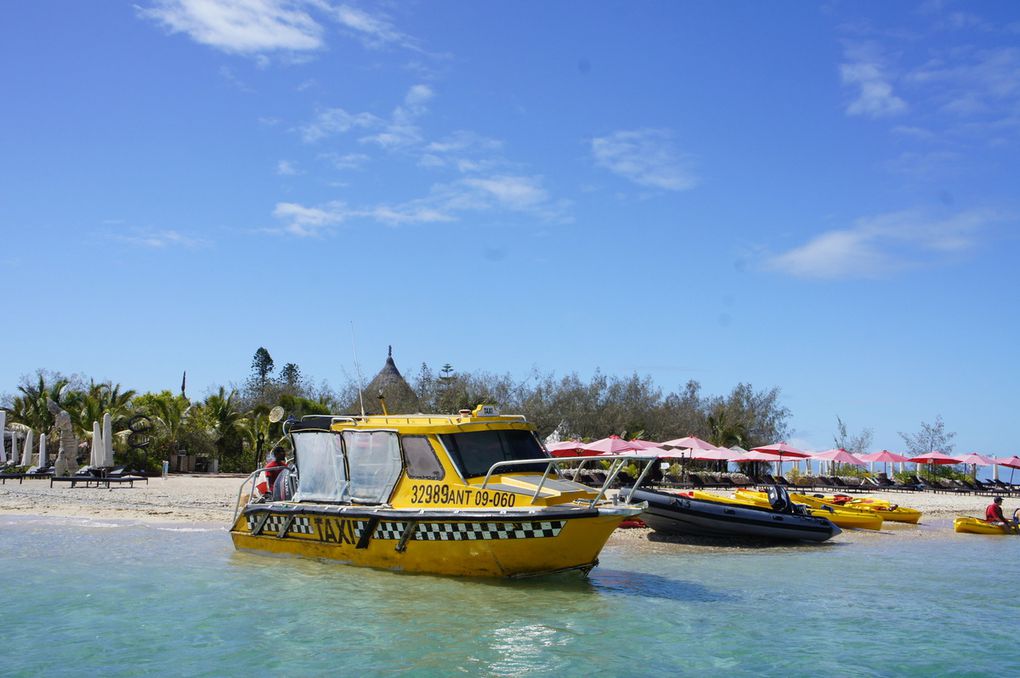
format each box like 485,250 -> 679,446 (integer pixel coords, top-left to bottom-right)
246,514 -> 315,536
373,521 -> 408,540
290,516 -> 314,535
400,520 -> 564,541
248,515 -> 564,541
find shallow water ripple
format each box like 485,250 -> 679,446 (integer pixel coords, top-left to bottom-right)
3,516 -> 1019,677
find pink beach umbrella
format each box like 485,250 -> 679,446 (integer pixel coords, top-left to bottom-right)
859,450 -> 911,463
812,448 -> 866,465
956,452 -> 997,466
955,452 -> 997,481
996,456 -> 1020,486
580,435 -> 651,456
859,450 -> 911,476
996,455 -> 1020,470
811,448 -> 865,476
660,436 -> 720,452
688,447 -> 741,462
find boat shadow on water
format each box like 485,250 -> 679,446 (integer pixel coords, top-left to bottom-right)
464,566 -> 732,603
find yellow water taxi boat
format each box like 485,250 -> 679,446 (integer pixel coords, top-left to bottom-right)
733,488 -> 884,530
230,405 -> 642,578
953,517 -> 1017,535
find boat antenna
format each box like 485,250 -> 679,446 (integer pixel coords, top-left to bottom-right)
350,321 -> 366,417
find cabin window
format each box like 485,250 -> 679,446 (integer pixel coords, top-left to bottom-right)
402,435 -> 445,480
292,431 -> 348,502
343,430 -> 402,504
439,430 -> 548,479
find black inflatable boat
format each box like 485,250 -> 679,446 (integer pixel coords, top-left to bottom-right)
626,486 -> 841,542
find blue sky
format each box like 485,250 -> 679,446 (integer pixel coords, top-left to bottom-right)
2,1 -> 1018,454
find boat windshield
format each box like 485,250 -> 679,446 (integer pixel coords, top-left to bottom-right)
439,429 -> 548,479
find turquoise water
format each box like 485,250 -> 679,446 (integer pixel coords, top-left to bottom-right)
3,516 -> 1018,677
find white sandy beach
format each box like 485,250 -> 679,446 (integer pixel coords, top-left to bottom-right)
1,475 -> 1007,546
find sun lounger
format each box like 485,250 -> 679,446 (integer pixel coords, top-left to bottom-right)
50,475 -> 141,489
0,473 -> 26,485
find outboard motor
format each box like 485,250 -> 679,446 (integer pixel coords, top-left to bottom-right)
271,467 -> 295,501
767,484 -> 791,513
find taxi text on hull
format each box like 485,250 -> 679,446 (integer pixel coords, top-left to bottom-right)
230,405 -> 642,578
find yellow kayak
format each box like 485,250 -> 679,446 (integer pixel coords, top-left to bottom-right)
954,517 -> 1016,535
731,489 -> 884,530
793,493 -> 922,524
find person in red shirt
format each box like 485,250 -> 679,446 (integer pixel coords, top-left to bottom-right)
265,447 -> 287,495
985,496 -> 1008,525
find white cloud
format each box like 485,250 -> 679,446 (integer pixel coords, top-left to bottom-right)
270,173 -> 569,235
419,131 -> 504,173
276,160 -> 298,175
461,176 -> 549,211
115,228 -> 208,248
360,84 -> 433,149
765,209 -> 999,279
907,47 -> 1020,117
840,43 -> 907,118
591,129 -> 698,191
298,84 -> 430,147
272,201 -> 349,236
299,107 -> 380,142
330,3 -> 418,50
139,0 -> 324,54
320,152 -> 370,170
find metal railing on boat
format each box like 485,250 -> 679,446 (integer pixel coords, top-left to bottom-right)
480,454 -> 662,508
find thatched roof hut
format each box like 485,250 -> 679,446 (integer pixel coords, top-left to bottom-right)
359,347 -> 420,415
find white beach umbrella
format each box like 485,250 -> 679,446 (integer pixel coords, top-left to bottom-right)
10,430 -> 20,467
91,421 -> 102,468
102,412 -> 113,467
22,430 -> 34,467
38,433 -> 47,468
0,410 -> 6,462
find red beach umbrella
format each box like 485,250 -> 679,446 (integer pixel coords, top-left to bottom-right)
752,442 -> 811,458
750,441 -> 811,477
907,451 -> 963,464
546,440 -> 587,458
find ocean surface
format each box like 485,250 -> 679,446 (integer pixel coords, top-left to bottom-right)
3,515 -> 1018,677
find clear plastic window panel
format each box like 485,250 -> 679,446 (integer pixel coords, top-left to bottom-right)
292,432 -> 348,502
402,435 -> 445,480
343,430 -> 402,504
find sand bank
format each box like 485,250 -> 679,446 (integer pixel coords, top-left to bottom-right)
0,475 -> 1008,544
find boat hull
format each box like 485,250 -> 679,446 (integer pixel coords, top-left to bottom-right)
230,503 -> 636,577
954,517 -> 1015,535
631,488 -> 840,542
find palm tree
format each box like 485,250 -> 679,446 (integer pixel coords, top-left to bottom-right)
147,392 -> 193,449
204,387 -> 246,468
66,381 -> 138,437
9,374 -> 72,432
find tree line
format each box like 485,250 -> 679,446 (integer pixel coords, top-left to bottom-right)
12,346 -> 941,475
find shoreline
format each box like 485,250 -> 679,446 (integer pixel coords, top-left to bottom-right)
1,474 -> 1007,546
